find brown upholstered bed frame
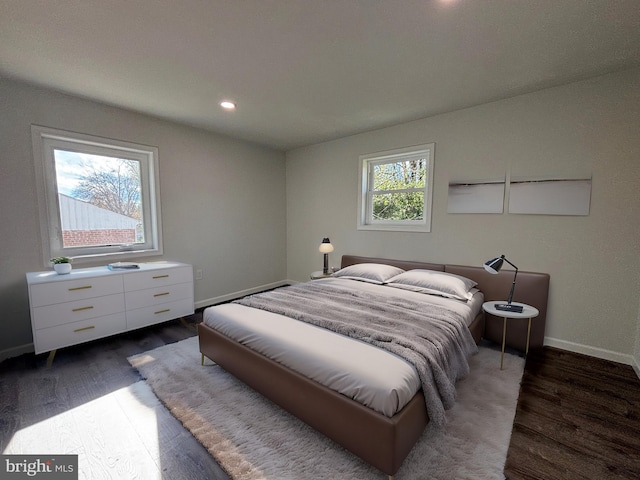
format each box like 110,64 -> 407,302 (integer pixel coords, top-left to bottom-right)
198,255 -> 550,477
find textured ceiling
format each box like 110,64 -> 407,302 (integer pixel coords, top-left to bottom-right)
1,0 -> 639,150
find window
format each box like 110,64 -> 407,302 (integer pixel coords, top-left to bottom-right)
358,143 -> 434,232
32,126 -> 162,265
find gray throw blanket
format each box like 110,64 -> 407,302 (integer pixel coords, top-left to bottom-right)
234,281 -> 478,426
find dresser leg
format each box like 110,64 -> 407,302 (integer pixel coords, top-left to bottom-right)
46,349 -> 57,367
179,317 -> 195,330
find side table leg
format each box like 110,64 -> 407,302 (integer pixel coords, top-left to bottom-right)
525,317 -> 532,356
501,317 -> 507,370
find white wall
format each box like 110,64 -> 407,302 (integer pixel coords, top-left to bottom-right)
0,78 -> 286,359
286,68 -> 640,364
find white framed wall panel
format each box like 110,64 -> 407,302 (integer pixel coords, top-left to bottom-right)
509,178 -> 592,215
447,179 -> 505,214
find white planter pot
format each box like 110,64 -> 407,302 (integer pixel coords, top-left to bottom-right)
53,263 -> 72,275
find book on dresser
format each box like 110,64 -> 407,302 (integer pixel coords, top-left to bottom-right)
107,262 -> 140,270
26,262 -> 194,360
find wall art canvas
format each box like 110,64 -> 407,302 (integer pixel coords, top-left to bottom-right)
508,178 -> 591,215
447,179 -> 505,214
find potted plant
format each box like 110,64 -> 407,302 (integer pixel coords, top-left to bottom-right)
50,256 -> 72,275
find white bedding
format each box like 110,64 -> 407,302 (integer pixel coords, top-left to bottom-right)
203,277 -> 483,417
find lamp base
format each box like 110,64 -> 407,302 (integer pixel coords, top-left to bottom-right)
495,303 -> 524,313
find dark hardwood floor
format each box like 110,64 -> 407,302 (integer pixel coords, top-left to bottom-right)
0,312 -> 229,480
505,347 -> 640,480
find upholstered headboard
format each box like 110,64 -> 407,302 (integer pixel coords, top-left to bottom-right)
341,255 -> 550,351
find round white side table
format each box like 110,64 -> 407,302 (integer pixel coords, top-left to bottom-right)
482,301 -> 540,369
310,270 -> 333,280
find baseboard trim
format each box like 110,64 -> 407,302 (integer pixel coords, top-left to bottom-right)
544,336 -> 635,367
195,279 -> 294,310
0,342 -> 34,363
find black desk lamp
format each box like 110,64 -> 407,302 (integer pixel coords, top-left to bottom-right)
484,255 -> 523,313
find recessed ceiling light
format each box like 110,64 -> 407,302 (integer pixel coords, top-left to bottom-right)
220,101 -> 236,110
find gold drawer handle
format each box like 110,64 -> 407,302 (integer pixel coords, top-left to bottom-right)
72,306 -> 94,312
69,285 -> 92,291
155,308 -> 171,315
74,325 -> 96,333
153,292 -> 170,297
153,274 -> 169,279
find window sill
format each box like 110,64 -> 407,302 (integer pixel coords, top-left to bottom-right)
356,224 -> 431,233
55,248 -> 163,267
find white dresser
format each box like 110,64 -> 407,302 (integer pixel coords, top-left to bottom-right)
26,262 -> 194,358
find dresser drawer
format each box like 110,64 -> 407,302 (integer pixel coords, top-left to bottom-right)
31,293 -> 125,330
123,266 -> 193,291
33,313 -> 127,354
30,275 -> 124,307
126,298 -> 194,330
124,282 -> 193,310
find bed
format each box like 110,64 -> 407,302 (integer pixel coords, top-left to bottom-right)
198,255 -> 550,477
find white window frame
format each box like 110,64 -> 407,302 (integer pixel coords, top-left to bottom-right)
357,143 -> 434,232
32,125 -> 163,266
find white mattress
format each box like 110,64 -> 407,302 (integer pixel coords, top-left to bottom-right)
203,278 -> 483,417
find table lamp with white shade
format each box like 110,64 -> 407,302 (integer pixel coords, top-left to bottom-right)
319,238 -> 334,275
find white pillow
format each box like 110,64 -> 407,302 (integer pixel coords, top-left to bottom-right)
333,263 -> 405,284
386,269 -> 478,300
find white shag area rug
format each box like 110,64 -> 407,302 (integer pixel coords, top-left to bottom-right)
129,336 -> 524,480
